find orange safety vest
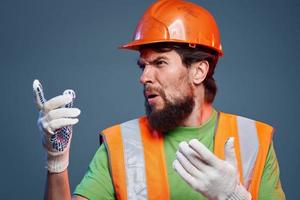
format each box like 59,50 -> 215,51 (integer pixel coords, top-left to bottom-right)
101,112 -> 273,200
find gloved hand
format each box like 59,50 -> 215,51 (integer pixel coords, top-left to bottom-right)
173,138 -> 251,200
33,79 -> 81,173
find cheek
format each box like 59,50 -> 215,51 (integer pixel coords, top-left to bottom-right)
158,69 -> 190,99
173,74 -> 192,94
163,80 -> 192,101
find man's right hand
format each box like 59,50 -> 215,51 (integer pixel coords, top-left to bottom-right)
33,79 -> 81,173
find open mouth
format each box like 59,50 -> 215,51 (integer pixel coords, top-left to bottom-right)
147,94 -> 158,99
145,92 -> 160,105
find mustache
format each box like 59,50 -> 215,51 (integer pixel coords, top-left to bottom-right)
143,85 -> 163,97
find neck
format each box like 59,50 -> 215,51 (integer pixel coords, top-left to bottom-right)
181,100 -> 213,127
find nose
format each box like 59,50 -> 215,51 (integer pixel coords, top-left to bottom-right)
139,65 -> 154,85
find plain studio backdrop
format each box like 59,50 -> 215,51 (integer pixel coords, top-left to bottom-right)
0,0 -> 299,199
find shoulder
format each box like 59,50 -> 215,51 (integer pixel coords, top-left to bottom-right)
219,111 -> 274,131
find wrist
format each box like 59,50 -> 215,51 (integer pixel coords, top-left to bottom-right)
46,149 -> 70,173
226,183 -> 251,200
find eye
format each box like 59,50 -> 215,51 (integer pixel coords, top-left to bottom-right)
138,64 -> 145,71
137,60 -> 146,71
156,60 -> 167,67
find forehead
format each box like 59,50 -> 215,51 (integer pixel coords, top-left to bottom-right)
138,49 -> 181,63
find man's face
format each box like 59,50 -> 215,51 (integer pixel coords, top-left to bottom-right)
138,49 -> 195,133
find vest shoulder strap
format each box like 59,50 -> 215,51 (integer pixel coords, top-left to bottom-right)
214,112 -> 273,200
102,124 -> 127,200
101,117 -> 169,200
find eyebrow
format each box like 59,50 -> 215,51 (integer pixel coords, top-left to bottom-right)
137,56 -> 169,67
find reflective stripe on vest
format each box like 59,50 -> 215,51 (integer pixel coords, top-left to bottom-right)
102,112 -> 273,200
120,119 -> 147,199
237,116 -> 259,189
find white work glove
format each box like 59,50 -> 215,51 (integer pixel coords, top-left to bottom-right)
33,79 -> 81,173
173,138 -> 251,200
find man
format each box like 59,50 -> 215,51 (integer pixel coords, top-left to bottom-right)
33,0 -> 285,199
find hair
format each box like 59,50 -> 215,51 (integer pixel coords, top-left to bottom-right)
139,42 -> 219,103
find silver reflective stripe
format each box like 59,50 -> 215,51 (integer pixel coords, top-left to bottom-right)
120,119 -> 148,200
237,116 -> 259,189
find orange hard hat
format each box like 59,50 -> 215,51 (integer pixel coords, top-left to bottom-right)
121,0 -> 223,56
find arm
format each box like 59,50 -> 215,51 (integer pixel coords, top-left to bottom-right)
258,143 -> 286,200
44,170 -> 87,200
32,80 -> 82,200
45,170 -> 71,200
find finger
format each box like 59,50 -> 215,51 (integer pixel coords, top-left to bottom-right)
43,94 -> 73,113
188,139 -> 220,167
44,118 -> 79,133
225,137 -> 238,167
33,79 -> 47,110
173,159 -> 198,190
176,151 -> 205,178
178,142 -> 209,172
46,108 -> 81,121
63,89 -> 76,108
63,89 -> 76,99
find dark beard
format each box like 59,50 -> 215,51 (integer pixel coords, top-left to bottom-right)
145,93 -> 195,133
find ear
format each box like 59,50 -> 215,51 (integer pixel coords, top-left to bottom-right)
189,60 -> 209,85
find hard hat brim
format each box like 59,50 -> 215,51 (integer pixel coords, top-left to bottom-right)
120,39 -> 224,56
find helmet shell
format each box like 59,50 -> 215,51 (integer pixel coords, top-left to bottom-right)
121,0 -> 223,56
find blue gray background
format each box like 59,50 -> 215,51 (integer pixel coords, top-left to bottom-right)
0,0 -> 299,199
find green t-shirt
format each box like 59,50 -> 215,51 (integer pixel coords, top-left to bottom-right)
74,110 -> 285,199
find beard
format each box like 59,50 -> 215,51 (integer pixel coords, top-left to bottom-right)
144,86 -> 195,133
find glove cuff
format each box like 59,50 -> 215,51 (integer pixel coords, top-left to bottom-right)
227,184 -> 252,200
46,149 -> 70,173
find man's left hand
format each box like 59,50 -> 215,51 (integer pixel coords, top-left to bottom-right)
173,137 -> 251,200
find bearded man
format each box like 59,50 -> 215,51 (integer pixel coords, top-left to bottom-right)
33,0 -> 285,199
